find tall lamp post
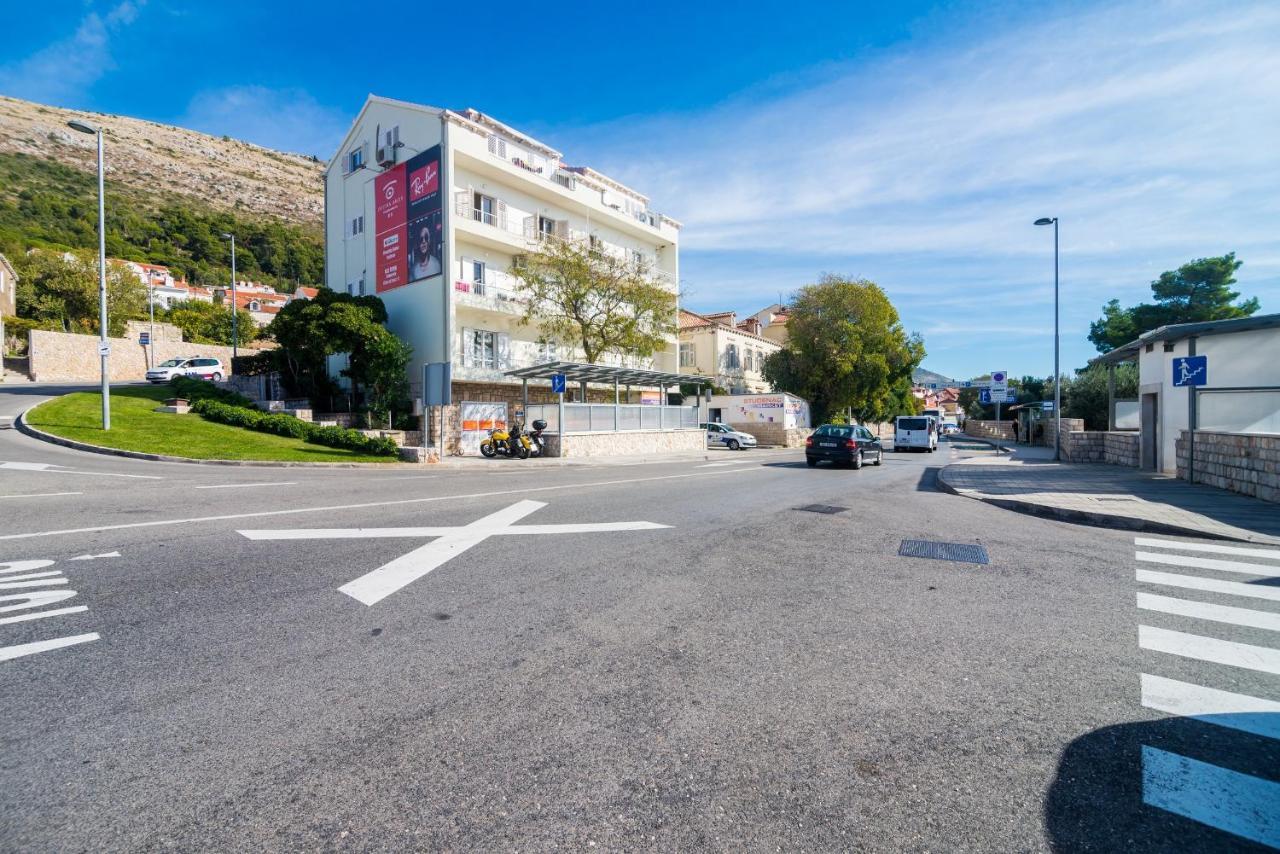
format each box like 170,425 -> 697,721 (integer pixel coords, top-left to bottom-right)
1034,217 -> 1060,461
221,232 -> 237,358
68,119 -> 110,430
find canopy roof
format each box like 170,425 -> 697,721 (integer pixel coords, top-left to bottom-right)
504,360 -> 700,388
1090,312 -> 1280,366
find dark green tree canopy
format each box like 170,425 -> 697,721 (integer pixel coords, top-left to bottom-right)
1089,253 -> 1258,353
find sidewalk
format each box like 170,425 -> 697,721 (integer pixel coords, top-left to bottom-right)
939,435 -> 1280,544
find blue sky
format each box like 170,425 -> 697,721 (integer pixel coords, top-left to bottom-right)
2,0 -> 1277,380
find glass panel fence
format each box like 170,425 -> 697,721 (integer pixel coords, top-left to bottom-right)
1198,390 -> 1280,435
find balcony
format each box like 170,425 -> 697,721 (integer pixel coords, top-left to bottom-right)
453,273 -> 528,317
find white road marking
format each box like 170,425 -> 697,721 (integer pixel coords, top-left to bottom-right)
1136,569 -> 1280,603
1136,537 -> 1280,562
0,466 -> 760,542
0,632 -> 100,662
0,577 -> 69,590
1137,551 -> 1280,578
242,499 -> 670,606
1142,746 -> 1280,848
0,461 -> 161,480
67,552 -> 120,561
0,605 -> 88,626
0,560 -> 56,574
0,589 -> 79,613
0,571 -> 64,583
1139,625 -> 1280,675
1137,592 -> 1280,632
0,492 -> 83,500
194,482 -> 298,490
1141,674 -> 1280,740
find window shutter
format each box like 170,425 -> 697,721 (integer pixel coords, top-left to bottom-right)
459,329 -> 473,367
523,216 -> 535,239
496,199 -> 507,230
455,190 -> 471,217
555,220 -> 569,239
459,257 -> 470,280
497,333 -> 511,369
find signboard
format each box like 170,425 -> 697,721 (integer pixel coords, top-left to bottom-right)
990,370 -> 1008,397
423,362 -> 451,406
980,389 -> 1016,404
1172,355 -> 1207,387
373,145 -> 443,293
97,342 -> 110,357
551,373 -> 566,394
139,332 -> 150,346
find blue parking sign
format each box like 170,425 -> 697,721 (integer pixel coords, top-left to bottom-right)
979,389 -> 991,404
551,373 -> 566,393
1172,356 -> 1207,387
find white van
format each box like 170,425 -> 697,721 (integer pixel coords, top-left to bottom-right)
894,415 -> 937,452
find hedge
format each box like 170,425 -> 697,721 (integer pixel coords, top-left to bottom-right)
168,375 -> 256,408
190,399 -> 399,456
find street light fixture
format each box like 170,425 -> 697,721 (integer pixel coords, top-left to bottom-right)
1034,217 -> 1060,461
67,119 -> 110,430
221,232 -> 237,358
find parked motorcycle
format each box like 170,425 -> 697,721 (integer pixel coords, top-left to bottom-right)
527,419 -> 547,457
480,423 -> 529,459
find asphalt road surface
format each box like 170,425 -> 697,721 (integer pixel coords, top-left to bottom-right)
2,385 -> 1277,851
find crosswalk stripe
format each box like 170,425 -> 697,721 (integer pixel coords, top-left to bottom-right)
1137,569 -> 1280,603
1140,625 -> 1280,675
1138,592 -> 1280,633
1136,537 -> 1280,562
1136,551 -> 1280,578
1142,746 -> 1280,848
1141,674 -> 1280,740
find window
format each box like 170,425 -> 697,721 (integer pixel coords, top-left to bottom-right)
350,215 -> 364,237
347,282 -> 357,295
462,329 -> 508,369
725,343 -> 739,370
538,216 -> 556,239
630,249 -> 645,268
472,260 -> 486,285
348,146 -> 364,172
816,425 -> 854,438
486,134 -> 507,159
679,342 -> 695,367
537,341 -> 558,362
474,192 -> 495,225
743,348 -> 754,372
248,300 -> 261,311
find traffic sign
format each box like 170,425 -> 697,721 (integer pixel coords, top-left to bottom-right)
1172,355 -> 1207,387
980,389 -> 1015,405
97,342 -> 110,357
139,332 -> 150,346
990,370 -> 1008,397
551,373 -> 566,394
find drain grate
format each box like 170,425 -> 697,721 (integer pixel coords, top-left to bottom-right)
796,504 -> 849,515
898,539 -> 989,565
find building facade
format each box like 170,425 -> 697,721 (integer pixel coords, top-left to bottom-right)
0,253 -> 16,319
678,309 -> 779,394
324,97 -> 681,426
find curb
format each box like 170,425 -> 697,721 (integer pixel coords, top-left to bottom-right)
935,464 -> 1272,544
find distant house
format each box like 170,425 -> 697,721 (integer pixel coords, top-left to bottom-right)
115,260 -> 214,309
678,308 -> 780,394
746,303 -> 790,345
291,286 -> 320,301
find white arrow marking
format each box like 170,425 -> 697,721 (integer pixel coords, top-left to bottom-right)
67,552 -> 121,561
239,500 -> 670,606
0,462 -> 161,480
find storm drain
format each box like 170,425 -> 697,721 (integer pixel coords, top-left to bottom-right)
796,504 -> 849,515
898,539 -> 990,565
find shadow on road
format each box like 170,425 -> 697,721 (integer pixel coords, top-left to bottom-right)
1044,714 -> 1279,852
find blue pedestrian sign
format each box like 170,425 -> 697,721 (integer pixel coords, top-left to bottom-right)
551,373 -> 566,394
1172,355 -> 1207,387
139,331 -> 150,346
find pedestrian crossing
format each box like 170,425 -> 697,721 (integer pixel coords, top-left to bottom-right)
1134,535 -> 1280,849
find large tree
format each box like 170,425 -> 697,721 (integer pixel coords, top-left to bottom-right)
14,249 -> 146,336
160,300 -> 257,346
1089,253 -> 1259,352
509,237 -> 676,364
762,275 -> 925,424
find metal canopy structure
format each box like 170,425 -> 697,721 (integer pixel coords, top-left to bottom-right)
504,360 -> 701,389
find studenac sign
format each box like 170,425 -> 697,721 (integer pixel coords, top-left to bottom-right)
374,145 -> 444,292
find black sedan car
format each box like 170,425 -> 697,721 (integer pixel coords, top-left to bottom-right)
805,424 -> 884,469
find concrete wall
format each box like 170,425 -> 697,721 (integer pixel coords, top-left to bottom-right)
28,329 -> 260,382
542,428 -> 704,458
1176,430 -> 1280,503
965,420 -> 1014,441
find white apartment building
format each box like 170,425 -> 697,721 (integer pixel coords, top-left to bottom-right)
678,309 -> 779,394
324,97 -> 681,426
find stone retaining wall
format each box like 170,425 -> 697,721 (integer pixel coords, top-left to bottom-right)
1176,430 -> 1279,503
28,329 -> 260,382
965,420 -> 1015,441
733,423 -> 810,447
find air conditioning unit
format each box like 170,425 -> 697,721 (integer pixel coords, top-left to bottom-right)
376,144 -> 396,168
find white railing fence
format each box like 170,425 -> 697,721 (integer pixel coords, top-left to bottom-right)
523,403 -> 699,433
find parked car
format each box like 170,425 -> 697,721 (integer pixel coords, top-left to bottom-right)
894,415 -> 937,452
805,424 -> 883,468
701,422 -> 757,451
145,356 -> 225,383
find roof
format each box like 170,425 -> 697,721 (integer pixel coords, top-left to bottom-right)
1090,312 -> 1280,365
504,360 -> 704,388
326,95 -> 445,173
677,308 -> 782,346
0,252 -> 19,281
294,286 -> 319,299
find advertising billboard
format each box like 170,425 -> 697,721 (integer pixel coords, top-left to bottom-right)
374,145 -> 443,293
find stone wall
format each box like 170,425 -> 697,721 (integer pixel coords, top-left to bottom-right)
1055,426 -> 1139,467
1044,417 -> 1085,453
542,429 -> 705,458
1176,430 -> 1279,503
124,320 -> 183,342
28,329 -> 260,382
733,422 -> 810,448
1103,432 -> 1140,466
965,420 -> 1015,441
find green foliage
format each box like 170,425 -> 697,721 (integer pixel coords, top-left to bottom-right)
159,299 -> 258,346
1062,363 -> 1138,430
1088,253 -> 1259,353
168,375 -> 256,408
0,152 -> 322,293
510,237 -> 677,363
13,250 -> 146,335
190,399 -> 398,456
761,275 -> 925,424
3,315 -> 61,353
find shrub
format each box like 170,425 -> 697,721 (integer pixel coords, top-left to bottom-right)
168,376 -> 256,408
190,398 -> 398,456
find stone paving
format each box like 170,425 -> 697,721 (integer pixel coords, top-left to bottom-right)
940,436 -> 1280,544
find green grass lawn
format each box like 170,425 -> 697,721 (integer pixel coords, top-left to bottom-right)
26,385 -> 398,463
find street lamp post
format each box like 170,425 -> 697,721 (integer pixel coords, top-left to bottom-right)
68,119 -> 110,430
221,232 -> 237,358
1034,217 -> 1060,461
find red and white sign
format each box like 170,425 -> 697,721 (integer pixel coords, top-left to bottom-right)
374,163 -> 407,234
378,226 -> 408,291
409,159 -> 439,203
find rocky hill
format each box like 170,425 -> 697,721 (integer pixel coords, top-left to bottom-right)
0,95 -> 323,225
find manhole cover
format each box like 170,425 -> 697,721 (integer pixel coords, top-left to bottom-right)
898,540 -> 990,565
796,504 -> 849,515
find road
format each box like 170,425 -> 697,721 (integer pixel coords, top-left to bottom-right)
2,385 -> 1277,851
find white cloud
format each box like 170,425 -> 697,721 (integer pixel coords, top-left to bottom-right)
178,86 -> 350,157
566,0 -> 1280,376
0,1 -> 145,105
